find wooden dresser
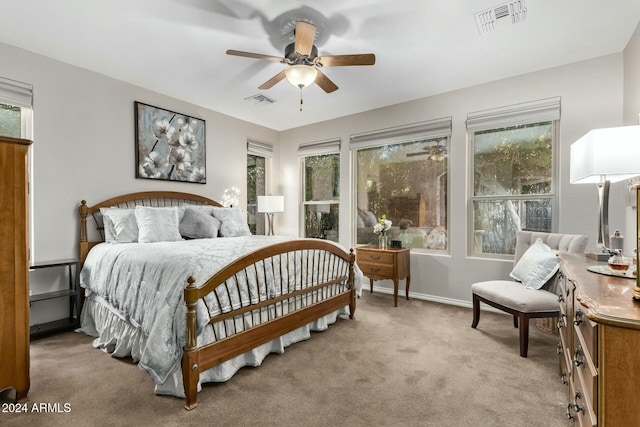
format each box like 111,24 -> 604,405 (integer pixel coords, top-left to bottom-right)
558,253 -> 640,425
0,136 -> 31,401
355,246 -> 410,307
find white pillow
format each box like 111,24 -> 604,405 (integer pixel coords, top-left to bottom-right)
211,207 -> 251,237
100,208 -> 138,243
510,238 -> 559,289
134,206 -> 183,243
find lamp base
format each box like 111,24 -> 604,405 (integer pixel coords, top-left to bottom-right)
586,251 -> 609,261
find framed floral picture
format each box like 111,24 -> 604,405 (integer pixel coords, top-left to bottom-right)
135,101 -> 206,183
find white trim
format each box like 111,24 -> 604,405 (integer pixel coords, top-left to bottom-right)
466,97 -> 560,132
349,117 -> 452,149
247,140 -> 273,158
297,138 -> 341,156
0,76 -> 33,109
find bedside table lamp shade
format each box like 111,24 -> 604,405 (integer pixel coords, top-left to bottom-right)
570,125 -> 640,248
257,195 -> 284,236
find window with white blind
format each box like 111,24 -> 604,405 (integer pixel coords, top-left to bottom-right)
467,97 -> 560,258
298,139 -> 341,242
350,118 -> 451,251
0,76 -> 33,139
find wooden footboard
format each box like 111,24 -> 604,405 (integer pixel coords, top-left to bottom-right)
182,239 -> 356,410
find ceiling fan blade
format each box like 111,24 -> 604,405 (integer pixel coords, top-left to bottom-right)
226,49 -> 284,63
319,54 -> 376,67
294,22 -> 316,56
258,70 -> 287,89
314,69 -> 338,93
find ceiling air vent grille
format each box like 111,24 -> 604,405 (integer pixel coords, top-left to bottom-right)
475,0 -> 527,35
244,93 -> 276,105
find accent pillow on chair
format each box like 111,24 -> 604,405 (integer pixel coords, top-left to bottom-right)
509,238 -> 559,290
471,231 -> 588,357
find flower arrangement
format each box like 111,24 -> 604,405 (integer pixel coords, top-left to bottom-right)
373,214 -> 392,235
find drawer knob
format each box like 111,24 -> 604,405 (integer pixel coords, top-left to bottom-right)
556,343 -> 563,355
560,372 -> 568,385
566,404 -> 576,421
573,346 -> 585,367
558,294 -> 565,303
573,310 -> 585,326
557,315 -> 566,329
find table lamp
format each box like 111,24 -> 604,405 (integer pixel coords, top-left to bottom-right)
257,195 -> 284,236
570,125 -> 640,257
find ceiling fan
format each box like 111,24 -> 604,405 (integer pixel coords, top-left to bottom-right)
406,140 -> 448,161
226,21 -> 375,104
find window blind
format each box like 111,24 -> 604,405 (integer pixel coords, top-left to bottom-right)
247,140 -> 273,158
0,76 -> 33,109
297,138 -> 341,156
349,117 -> 452,149
466,97 -> 561,132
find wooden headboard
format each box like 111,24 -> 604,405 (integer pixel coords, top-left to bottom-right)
79,191 -> 222,264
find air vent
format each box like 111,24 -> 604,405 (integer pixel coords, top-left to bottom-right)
475,0 -> 527,35
244,93 -> 276,105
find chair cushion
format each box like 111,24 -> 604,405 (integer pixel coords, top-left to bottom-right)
471,280 -> 559,313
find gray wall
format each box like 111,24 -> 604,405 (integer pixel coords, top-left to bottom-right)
277,54 -> 627,305
0,42 -> 278,325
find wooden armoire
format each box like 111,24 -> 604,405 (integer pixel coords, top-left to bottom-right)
0,136 -> 31,401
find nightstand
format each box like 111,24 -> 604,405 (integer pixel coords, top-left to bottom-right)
355,246 -> 411,307
29,259 -> 81,336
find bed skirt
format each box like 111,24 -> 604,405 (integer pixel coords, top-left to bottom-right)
77,295 -> 350,398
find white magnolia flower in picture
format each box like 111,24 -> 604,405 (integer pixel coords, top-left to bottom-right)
221,186 -> 240,207
135,102 -> 206,183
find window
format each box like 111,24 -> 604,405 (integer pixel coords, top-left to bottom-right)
468,98 -> 560,257
0,77 -> 32,139
0,103 -> 21,137
299,139 -> 340,242
247,141 -> 272,235
351,119 -> 451,251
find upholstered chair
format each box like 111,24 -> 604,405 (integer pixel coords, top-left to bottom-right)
471,231 -> 588,357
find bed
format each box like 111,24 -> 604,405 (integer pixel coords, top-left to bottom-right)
77,191 -> 358,410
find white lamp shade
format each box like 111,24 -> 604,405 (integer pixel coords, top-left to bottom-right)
257,195 -> 284,213
570,125 -> 640,184
285,65 -> 318,88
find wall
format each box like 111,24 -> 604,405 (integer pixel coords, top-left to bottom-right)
278,54 -> 625,305
0,42 -> 278,325
623,20 -> 640,255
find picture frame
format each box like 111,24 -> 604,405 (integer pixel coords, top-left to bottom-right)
135,101 -> 206,183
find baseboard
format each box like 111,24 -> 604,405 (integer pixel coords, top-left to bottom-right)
363,284 -> 507,315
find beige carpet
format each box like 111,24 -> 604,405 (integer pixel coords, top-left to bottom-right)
3,293 -> 566,426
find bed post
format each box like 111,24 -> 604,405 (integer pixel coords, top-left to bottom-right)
183,276 -> 200,411
79,200 -> 89,264
349,249 -> 356,319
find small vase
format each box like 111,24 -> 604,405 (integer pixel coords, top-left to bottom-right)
378,233 -> 388,250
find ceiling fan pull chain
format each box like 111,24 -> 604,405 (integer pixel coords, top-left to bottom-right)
299,85 -> 304,111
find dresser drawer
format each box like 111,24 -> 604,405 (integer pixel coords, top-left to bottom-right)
573,307 -> 597,366
571,366 -> 597,427
357,262 -> 394,279
356,249 -> 394,265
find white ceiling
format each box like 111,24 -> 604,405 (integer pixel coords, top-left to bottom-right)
1,1 -> 640,131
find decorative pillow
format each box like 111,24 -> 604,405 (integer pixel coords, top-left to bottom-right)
100,208 -> 138,243
182,203 -> 215,216
179,207 -> 221,239
211,207 -> 251,237
510,238 -> 559,290
134,206 -> 183,243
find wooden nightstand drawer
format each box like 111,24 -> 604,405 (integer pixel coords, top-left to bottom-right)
356,249 -> 394,265
357,262 -> 394,278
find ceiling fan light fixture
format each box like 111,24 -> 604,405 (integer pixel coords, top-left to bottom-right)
285,65 -> 318,88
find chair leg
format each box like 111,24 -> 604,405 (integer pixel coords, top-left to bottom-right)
471,294 -> 480,328
518,313 -> 529,358
513,315 -> 518,328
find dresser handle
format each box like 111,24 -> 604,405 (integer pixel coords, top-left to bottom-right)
566,404 -> 576,421
371,267 -> 381,273
560,372 -> 568,385
570,391 -> 585,415
573,310 -> 585,326
573,346 -> 585,367
556,343 -> 563,355
558,294 -> 565,303
370,255 -> 381,260
557,315 -> 566,329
